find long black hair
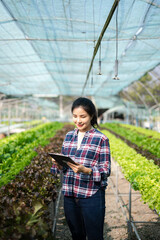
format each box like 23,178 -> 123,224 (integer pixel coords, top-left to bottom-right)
71,97 -> 98,128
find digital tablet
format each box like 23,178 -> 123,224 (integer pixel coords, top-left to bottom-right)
48,152 -> 78,168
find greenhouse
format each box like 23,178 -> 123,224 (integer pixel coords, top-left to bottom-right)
0,0 -> 160,239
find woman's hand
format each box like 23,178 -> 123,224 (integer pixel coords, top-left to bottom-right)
67,162 -> 92,175
51,159 -> 63,170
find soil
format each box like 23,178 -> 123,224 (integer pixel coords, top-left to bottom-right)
54,159 -> 160,240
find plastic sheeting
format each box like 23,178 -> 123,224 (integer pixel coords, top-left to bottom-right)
0,0 -> 160,108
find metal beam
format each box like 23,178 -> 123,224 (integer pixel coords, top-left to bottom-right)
0,37 -> 160,41
131,84 -> 149,109
137,81 -> 159,105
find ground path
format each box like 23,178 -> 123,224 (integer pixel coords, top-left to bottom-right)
54,159 -> 160,240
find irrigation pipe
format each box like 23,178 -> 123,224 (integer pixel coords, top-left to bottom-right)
81,0 -> 120,95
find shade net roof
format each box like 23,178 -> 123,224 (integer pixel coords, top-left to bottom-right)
0,0 -> 160,108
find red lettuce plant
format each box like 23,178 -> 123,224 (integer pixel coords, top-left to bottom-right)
0,125 -> 73,240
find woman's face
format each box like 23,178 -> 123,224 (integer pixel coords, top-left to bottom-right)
72,106 -> 92,132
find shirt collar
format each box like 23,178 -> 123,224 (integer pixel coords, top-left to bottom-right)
74,127 -> 95,136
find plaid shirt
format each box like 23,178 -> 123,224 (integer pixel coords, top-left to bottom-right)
51,128 -> 111,198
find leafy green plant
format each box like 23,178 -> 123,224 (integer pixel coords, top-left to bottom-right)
101,129 -> 160,215
102,123 -> 160,158
120,123 -> 160,139
0,122 -> 64,187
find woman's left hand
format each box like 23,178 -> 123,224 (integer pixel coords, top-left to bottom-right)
67,162 -> 91,175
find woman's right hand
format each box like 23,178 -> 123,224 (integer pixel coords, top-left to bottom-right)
52,159 -> 63,170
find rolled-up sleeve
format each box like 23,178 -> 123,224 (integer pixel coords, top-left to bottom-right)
50,164 -> 60,175
92,138 -> 111,183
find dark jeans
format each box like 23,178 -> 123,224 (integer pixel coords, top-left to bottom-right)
64,189 -> 105,240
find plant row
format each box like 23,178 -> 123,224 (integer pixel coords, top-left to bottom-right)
23,120 -> 43,127
102,129 -> 160,214
120,123 -> 160,139
0,125 -> 73,240
0,119 -> 42,127
102,123 -> 160,158
0,122 -> 64,187
0,121 -> 58,148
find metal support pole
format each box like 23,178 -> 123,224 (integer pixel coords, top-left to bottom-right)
8,104 -> 11,136
112,112 -> 114,120
128,183 -> 132,239
52,187 -> 62,237
59,95 -> 63,120
16,102 -> 18,120
23,102 -> 26,121
52,172 -> 63,237
116,164 -> 119,207
0,103 -> 2,124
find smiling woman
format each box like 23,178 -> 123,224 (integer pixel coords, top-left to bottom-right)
72,97 -> 98,131
72,99 -> 96,133
72,106 -> 92,132
51,97 -> 111,240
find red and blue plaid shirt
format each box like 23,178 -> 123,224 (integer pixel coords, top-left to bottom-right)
51,128 -> 111,198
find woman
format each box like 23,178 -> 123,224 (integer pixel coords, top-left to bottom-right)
51,97 -> 111,240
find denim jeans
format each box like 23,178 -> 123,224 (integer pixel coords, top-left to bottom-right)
64,189 -> 105,240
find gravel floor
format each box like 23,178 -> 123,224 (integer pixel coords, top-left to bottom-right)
54,159 -> 160,240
